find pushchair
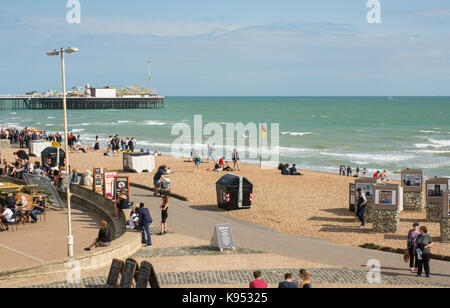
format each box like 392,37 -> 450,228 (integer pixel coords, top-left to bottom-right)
159,180 -> 171,197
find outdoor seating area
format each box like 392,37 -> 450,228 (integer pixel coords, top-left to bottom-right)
0,182 -> 49,232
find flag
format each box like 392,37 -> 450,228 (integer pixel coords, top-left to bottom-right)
261,124 -> 267,138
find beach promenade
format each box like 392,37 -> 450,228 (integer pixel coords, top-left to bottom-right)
3,185 -> 448,288
127,186 -> 450,287
1,147 -> 449,288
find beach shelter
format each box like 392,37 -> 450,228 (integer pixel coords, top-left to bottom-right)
216,174 -> 253,211
41,147 -> 65,167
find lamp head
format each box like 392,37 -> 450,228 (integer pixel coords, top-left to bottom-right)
66,47 -> 80,54
46,50 -> 60,56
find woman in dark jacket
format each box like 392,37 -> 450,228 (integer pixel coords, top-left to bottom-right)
415,226 -> 433,278
84,220 -> 111,251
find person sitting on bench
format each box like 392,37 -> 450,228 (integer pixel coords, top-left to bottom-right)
84,220 -> 111,251
30,196 -> 45,223
114,189 -> 131,217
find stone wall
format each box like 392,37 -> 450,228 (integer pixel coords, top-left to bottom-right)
441,218 -> 450,243
403,191 -> 425,211
365,204 -> 374,224
59,184 -> 127,240
426,203 -> 442,222
371,209 -> 400,233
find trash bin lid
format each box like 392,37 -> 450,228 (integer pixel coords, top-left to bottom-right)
41,147 -> 65,155
216,174 -> 253,188
216,174 -> 239,187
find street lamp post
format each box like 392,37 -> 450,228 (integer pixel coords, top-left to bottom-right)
147,60 -> 151,95
47,47 -> 79,257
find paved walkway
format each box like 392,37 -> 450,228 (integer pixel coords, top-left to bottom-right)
129,186 -> 450,286
0,204 -> 102,272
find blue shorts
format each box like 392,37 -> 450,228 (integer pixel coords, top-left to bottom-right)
154,179 -> 161,188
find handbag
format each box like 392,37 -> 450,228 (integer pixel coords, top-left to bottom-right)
403,248 -> 410,263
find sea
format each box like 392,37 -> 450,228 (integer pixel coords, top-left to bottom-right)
1,96 -> 450,178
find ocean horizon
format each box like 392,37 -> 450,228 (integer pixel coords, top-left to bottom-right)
1,96 -> 449,178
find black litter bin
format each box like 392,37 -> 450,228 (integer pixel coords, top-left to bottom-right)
216,174 -> 253,210
41,147 -> 65,167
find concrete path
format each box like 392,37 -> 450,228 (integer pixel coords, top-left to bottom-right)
130,186 -> 450,286
0,204 -> 102,272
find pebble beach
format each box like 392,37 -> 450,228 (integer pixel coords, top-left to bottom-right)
3,147 -> 448,258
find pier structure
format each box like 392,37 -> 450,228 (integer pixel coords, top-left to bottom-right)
0,95 -> 164,110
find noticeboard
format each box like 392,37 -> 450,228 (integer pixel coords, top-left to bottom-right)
355,178 -> 377,204
135,261 -> 160,289
103,171 -> 117,199
119,258 -> 138,288
349,183 -> 356,212
373,183 -> 403,211
93,168 -> 105,193
425,178 -> 449,204
401,169 -> 423,192
114,176 -> 130,201
210,223 -> 235,251
105,259 -> 124,288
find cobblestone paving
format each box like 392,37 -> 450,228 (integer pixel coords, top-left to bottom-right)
132,246 -> 266,258
27,268 -> 448,288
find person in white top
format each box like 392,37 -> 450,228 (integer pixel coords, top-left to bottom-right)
1,204 -> 15,231
129,207 -> 140,230
207,144 -> 215,162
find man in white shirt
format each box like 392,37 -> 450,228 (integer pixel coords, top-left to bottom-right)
128,208 -> 139,230
0,204 -> 15,231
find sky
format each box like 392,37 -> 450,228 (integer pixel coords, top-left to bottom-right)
0,0 -> 449,96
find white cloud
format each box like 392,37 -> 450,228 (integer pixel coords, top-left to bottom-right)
15,16 -> 248,37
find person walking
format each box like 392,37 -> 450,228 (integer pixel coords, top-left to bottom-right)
415,226 -> 433,278
232,149 -> 240,171
139,203 -> 153,247
407,222 -> 420,272
153,165 -> 167,196
94,136 -> 100,151
356,188 -> 367,229
207,144 -> 215,162
158,195 -> 169,235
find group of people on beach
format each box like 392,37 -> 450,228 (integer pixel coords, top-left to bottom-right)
339,165 -> 367,177
2,149 -> 78,191
105,135 -> 137,154
1,127 -> 63,148
278,163 -> 303,176
339,165 -> 390,182
189,146 -> 241,172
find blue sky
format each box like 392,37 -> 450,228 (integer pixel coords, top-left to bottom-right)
1,0 -> 449,96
